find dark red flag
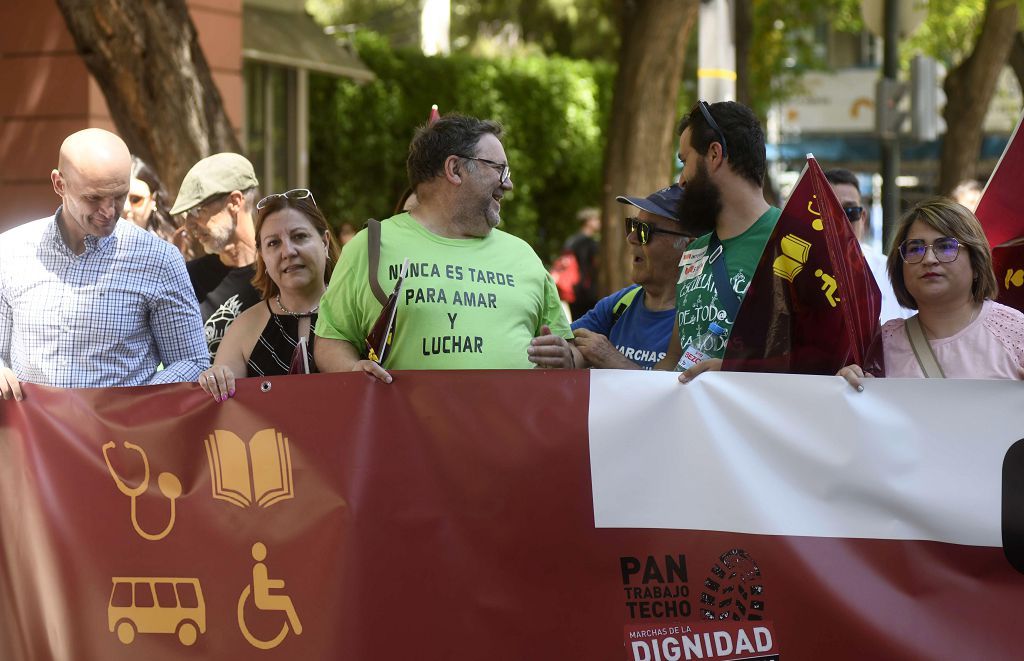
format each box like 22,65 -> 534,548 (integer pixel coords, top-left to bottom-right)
723,155 -> 881,374
365,258 -> 409,364
974,111 -> 1024,311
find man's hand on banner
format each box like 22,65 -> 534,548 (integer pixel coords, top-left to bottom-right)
528,325 -> 580,369
678,358 -> 722,383
572,329 -> 638,370
0,366 -> 23,401
836,364 -> 871,392
352,359 -> 393,384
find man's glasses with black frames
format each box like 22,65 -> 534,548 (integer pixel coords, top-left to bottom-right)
698,100 -> 729,159
457,155 -> 511,185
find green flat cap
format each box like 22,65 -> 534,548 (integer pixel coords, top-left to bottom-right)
170,152 -> 259,215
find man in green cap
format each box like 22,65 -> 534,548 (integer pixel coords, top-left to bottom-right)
170,153 -> 263,360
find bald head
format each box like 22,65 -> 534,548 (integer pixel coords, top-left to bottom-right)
57,128 -> 131,181
52,129 -> 132,252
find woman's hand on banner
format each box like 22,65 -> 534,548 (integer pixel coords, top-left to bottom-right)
199,366 -> 236,402
837,364 -> 871,392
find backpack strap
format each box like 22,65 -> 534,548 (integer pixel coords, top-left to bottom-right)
611,286 -> 642,325
905,315 -> 945,378
366,219 -> 388,306
707,232 -> 741,323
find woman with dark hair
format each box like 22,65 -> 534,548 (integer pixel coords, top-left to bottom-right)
198,189 -> 340,400
839,198 -> 1024,388
123,156 -> 192,255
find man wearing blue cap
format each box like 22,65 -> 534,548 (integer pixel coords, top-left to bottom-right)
571,184 -> 697,369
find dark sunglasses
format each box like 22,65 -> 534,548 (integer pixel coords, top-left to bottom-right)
899,237 -> 963,264
698,100 -> 729,159
257,188 -> 317,210
625,217 -> 692,245
843,205 -> 864,223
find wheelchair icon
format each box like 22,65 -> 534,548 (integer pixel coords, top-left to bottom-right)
237,542 -> 302,650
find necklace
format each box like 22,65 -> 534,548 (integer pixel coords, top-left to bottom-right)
275,294 -> 319,318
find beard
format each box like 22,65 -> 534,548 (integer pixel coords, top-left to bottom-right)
678,160 -> 722,236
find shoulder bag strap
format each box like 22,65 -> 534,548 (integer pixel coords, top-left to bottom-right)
707,232 -> 741,323
905,315 -> 945,378
611,287 -> 643,326
366,219 -> 388,306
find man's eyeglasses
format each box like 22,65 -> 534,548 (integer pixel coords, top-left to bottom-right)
899,237 -> 963,264
185,194 -> 228,223
843,205 -> 864,223
625,217 -> 692,245
457,155 -> 511,185
698,100 -> 729,159
257,188 -> 317,210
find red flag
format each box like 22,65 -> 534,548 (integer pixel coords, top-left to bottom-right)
722,155 -> 881,374
974,110 -> 1024,311
429,104 -> 441,124
365,258 -> 409,364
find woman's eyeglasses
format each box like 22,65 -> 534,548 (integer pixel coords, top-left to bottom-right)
899,237 -> 963,263
257,188 -> 317,210
698,100 -> 729,159
625,217 -> 692,245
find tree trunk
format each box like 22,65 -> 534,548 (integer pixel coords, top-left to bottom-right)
55,0 -> 241,194
938,0 -> 1018,194
1007,32 -> 1024,91
734,0 -> 753,108
600,0 -> 699,294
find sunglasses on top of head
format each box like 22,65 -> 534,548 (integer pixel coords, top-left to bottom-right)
256,188 -> 317,211
698,100 -> 728,159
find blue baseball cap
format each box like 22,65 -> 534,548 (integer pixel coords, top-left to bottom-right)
615,184 -> 685,222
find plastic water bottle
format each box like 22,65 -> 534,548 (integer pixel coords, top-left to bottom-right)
676,322 -> 728,371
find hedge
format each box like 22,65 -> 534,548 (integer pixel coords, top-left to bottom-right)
309,32 -> 615,262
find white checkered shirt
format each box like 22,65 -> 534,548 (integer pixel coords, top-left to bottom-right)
0,211 -> 209,387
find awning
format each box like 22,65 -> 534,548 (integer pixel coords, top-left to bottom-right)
243,6 -> 375,82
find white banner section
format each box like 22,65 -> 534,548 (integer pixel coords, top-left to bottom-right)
589,371 -> 1024,547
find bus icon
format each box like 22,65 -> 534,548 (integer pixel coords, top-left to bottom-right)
108,577 -> 206,646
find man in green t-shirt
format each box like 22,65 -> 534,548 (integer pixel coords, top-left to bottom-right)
654,101 -> 781,380
314,115 -> 573,381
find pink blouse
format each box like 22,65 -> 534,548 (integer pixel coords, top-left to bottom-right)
881,300 -> 1024,379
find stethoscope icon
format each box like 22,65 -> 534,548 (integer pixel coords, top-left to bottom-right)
101,441 -> 182,541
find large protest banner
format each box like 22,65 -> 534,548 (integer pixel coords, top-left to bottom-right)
2,370 -> 1023,660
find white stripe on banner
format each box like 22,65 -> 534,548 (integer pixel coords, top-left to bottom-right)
588,371 -> 1024,547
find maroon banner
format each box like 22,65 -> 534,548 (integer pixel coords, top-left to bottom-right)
976,112 -> 1024,250
724,156 -> 880,374
2,372 -> 1023,659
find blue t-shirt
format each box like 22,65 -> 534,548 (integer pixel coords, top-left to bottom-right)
571,286 -> 675,370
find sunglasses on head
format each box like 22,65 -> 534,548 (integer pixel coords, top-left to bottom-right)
899,237 -> 963,264
625,217 -> 692,245
843,205 -> 863,223
256,188 -> 317,210
698,100 -> 729,159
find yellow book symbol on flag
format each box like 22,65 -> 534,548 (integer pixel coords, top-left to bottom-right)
204,429 -> 294,508
772,234 -> 812,282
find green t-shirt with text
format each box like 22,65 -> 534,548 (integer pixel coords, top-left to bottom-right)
316,213 -> 571,370
674,207 -> 781,363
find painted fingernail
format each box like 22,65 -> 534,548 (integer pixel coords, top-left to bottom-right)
856,385 -> 864,393
229,388 -> 236,397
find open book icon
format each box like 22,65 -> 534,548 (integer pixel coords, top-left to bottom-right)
204,429 -> 294,508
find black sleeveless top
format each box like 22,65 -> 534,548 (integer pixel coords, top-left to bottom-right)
246,301 -> 319,376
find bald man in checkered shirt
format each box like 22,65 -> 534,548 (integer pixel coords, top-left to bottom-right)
0,129 -> 208,400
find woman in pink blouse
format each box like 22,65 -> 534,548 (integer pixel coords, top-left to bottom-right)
839,198 -> 1024,388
